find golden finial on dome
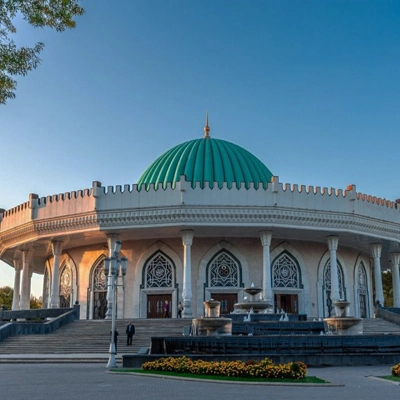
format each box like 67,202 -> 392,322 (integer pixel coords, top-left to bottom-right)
204,111 -> 210,138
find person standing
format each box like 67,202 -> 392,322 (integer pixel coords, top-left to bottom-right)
110,330 -> 119,354
164,300 -> 170,318
177,301 -> 183,318
126,321 -> 135,346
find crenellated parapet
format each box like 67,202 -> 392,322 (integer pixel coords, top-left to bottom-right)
0,176 -> 399,241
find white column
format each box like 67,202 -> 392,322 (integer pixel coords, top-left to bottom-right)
182,230 -> 194,318
12,259 -> 22,310
390,252 -> 400,307
260,231 -> 273,304
50,241 -> 63,308
105,234 -> 119,319
371,244 -> 384,306
19,250 -> 33,310
327,236 -> 340,313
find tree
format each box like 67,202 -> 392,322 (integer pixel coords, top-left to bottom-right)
382,269 -> 393,307
0,285 -> 13,309
0,286 -> 42,309
0,0 -> 84,104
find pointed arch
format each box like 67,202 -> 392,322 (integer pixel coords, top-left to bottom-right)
356,261 -> 369,318
322,258 -> 346,317
269,242 -> 308,315
134,242 -> 182,318
198,241 -> 248,317
271,250 -> 302,289
59,261 -> 72,308
89,254 -> 108,320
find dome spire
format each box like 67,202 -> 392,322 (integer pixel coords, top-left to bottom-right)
204,111 -> 210,138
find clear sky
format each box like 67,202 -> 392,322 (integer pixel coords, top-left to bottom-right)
1,0 -> 399,296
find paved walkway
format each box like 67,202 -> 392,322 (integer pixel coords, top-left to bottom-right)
0,359 -> 399,400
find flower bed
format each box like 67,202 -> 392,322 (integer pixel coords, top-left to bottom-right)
391,362 -> 400,377
142,357 -> 307,380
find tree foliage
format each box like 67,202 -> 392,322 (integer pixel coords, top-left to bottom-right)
0,0 -> 84,104
0,286 -> 42,309
382,269 -> 393,307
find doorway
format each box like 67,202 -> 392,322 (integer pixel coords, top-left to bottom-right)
275,294 -> 298,314
210,293 -> 237,315
147,294 -> 172,318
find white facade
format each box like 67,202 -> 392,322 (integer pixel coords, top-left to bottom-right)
1,176 -> 400,319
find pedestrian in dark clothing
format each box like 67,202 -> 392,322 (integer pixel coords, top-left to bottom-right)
126,321 -> 135,346
177,301 -> 183,318
164,300 -> 170,318
110,330 -> 119,354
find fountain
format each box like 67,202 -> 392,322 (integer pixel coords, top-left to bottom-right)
191,299 -> 232,336
233,283 -> 273,314
323,300 -> 363,335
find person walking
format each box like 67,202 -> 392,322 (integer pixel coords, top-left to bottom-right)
164,300 -> 170,318
126,321 -> 135,346
177,301 -> 183,318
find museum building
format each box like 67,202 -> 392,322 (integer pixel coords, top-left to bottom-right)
1,121 -> 400,320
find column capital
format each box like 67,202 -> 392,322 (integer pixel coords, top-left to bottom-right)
21,249 -> 34,265
51,241 -> 63,256
181,230 -> 194,246
326,235 -> 339,251
260,231 -> 272,247
370,243 -> 382,258
390,252 -> 400,268
13,259 -> 22,272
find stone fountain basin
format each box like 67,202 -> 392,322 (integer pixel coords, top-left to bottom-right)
324,317 -> 363,335
233,302 -> 272,313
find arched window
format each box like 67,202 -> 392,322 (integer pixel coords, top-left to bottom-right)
145,252 -> 173,288
92,258 -> 107,319
323,260 -> 346,317
357,262 -> 368,318
272,252 -> 301,288
209,251 -> 239,287
59,264 -> 72,308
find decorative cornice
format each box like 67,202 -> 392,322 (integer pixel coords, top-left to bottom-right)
1,206 -> 399,251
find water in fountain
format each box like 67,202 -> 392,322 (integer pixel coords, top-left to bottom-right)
233,283 -> 273,314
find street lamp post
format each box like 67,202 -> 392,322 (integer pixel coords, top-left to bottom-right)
104,240 -> 127,368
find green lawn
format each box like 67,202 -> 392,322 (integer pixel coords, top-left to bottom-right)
378,375 -> 400,383
110,369 -> 329,384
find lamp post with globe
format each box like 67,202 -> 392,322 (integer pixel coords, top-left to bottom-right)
104,240 -> 127,368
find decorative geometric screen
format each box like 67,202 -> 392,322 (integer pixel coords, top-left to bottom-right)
323,260 -> 345,297
209,251 -> 238,287
93,261 -> 107,291
59,264 -> 72,308
272,253 -> 300,288
146,253 -> 173,288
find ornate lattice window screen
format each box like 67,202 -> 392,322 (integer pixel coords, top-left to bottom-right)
210,252 -> 238,287
357,263 -> 368,295
94,261 -> 107,291
146,254 -> 173,288
273,253 -> 299,288
324,260 -> 345,297
60,265 -> 72,297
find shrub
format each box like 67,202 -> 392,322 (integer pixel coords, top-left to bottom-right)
142,357 -> 307,380
391,363 -> 400,377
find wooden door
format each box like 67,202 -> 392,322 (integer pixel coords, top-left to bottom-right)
275,294 -> 298,314
210,293 -> 237,315
147,294 -> 172,318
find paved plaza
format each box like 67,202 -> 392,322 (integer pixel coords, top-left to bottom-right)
0,362 -> 399,400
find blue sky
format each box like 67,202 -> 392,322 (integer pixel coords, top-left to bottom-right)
1,0 -> 399,296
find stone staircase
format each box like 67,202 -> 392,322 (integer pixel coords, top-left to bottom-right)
0,318 -> 189,363
362,318 -> 400,335
0,317 -> 399,363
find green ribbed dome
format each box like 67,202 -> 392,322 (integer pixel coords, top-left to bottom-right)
137,137 -> 273,190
